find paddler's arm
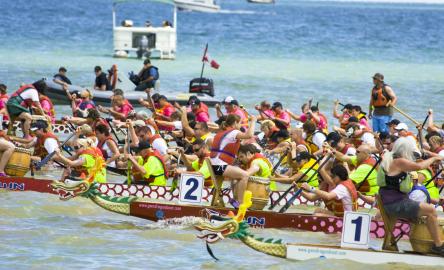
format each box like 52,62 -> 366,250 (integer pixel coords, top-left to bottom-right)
333,100 -> 341,119
33,101 -> 50,121
126,155 -> 147,175
286,109 -> 301,121
236,116 -> 256,140
332,148 -> 352,164
318,153 -> 335,186
384,86 -> 397,107
66,116 -> 88,126
245,162 -> 261,177
358,192 -> 375,205
395,156 -> 443,172
154,119 -> 176,128
270,172 -> 300,184
215,103 -> 223,118
54,150 -> 84,167
107,108 -> 126,122
126,120 -> 139,147
178,148 -> 193,171
145,88 -> 156,113
180,106 -> 194,138
301,182 -> 336,201
105,140 -> 120,165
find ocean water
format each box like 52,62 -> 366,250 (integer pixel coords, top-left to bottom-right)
1,0 -> 444,268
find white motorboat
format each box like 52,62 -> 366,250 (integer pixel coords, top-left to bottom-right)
174,0 -> 220,13
247,0 -> 275,3
113,0 -> 177,59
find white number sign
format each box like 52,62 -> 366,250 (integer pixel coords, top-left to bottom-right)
341,211 -> 371,249
179,173 -> 204,204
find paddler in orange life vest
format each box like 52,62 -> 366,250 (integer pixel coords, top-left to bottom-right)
127,120 -> 168,157
326,131 -> 357,156
368,72 -> 397,133
215,96 -> 249,131
153,94 -> 176,131
95,124 -> 120,168
178,139 -> 213,187
54,138 -> 107,183
20,120 -> 60,163
333,101 -> 352,130
393,122 -> 420,154
259,120 -> 280,150
344,121 -> 376,148
6,80 -> 51,139
300,156 -> 358,217
289,128 -> 312,154
98,91 -> 134,122
210,114 -> 256,205
125,141 -> 168,186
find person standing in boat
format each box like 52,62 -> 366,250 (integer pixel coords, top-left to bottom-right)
368,73 -> 397,133
93,66 -> 111,91
135,59 -> 159,91
54,138 -> 107,183
6,79 -> 51,139
210,114 -> 256,205
53,67 -> 72,91
377,137 -> 444,256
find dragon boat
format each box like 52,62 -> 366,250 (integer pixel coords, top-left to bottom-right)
10,177 -> 407,239
194,191 -> 444,267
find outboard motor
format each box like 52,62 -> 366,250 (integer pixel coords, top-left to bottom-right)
137,35 -> 149,59
189,77 -> 215,97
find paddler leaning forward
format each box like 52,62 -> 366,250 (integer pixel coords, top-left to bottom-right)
300,153 -> 358,217
210,114 -> 256,205
377,137 -> 444,256
54,138 -> 107,183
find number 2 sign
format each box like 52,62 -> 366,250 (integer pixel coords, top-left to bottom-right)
341,211 -> 371,249
179,173 -> 204,204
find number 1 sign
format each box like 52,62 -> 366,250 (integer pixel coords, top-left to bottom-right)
341,211 -> 371,249
179,173 -> 204,204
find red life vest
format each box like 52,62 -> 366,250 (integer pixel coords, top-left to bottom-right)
149,134 -> 162,145
210,128 -> 241,165
133,150 -> 168,183
193,103 -> 210,122
92,118 -> 109,131
11,84 -> 36,108
75,147 -> 105,177
323,180 -> 358,217
97,136 -> 115,159
34,132 -> 59,158
340,144 -> 352,155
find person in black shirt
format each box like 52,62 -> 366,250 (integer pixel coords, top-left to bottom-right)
135,59 -> 159,91
94,66 -> 111,91
53,67 -> 72,91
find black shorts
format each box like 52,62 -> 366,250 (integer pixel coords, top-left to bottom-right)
212,165 -> 227,176
383,198 -> 420,222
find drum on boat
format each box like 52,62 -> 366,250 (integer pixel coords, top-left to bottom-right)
409,217 -> 444,254
5,147 -> 32,177
247,176 -> 270,210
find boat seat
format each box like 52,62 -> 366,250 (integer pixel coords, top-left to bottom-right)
376,194 -> 400,251
205,158 -> 225,208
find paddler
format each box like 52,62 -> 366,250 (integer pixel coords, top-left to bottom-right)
95,124 -> 120,167
6,79 -> 51,139
127,120 -> 168,157
38,91 -> 56,123
331,144 -> 379,195
238,143 -> 274,188
98,92 -> 134,121
393,122 -> 420,154
181,108 -> 214,147
326,131 -> 356,156
368,73 -> 397,133
271,151 -> 319,189
210,114 -> 256,205
333,101 -> 352,130
0,130 -> 15,177
178,139 -> 212,187
215,96 -> 248,131
54,138 -> 107,183
19,120 -> 59,163
377,137 -> 444,256
289,128 -> 312,154
125,141 -> 168,186
302,120 -> 326,155
255,100 -> 275,121
300,161 -> 358,217
258,120 -> 280,149
188,96 -> 210,123
270,102 -> 291,130
351,105 -> 370,130
409,169 -> 440,205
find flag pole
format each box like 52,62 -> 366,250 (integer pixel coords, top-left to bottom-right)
199,43 -> 208,87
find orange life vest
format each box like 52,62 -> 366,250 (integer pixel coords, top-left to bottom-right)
371,85 -> 391,107
210,128 -> 241,165
34,132 -> 59,158
231,108 -> 249,129
323,179 -> 358,217
133,150 -> 169,183
75,147 -> 105,181
97,136 -> 115,159
11,84 -> 36,107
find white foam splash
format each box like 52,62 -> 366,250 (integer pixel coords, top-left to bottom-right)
143,216 -> 205,230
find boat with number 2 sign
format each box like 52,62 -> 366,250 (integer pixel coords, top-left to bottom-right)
194,191 -> 444,267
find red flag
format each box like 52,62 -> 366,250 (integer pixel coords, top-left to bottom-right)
202,45 -> 220,69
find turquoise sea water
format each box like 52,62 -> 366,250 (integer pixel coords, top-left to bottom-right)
1,0 -> 444,268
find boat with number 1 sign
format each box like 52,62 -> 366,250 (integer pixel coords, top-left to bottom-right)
194,191 -> 444,266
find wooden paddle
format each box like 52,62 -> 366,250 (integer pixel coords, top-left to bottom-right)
391,105 -> 420,126
278,155 -> 332,213
268,154 -> 320,210
35,132 -> 76,170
